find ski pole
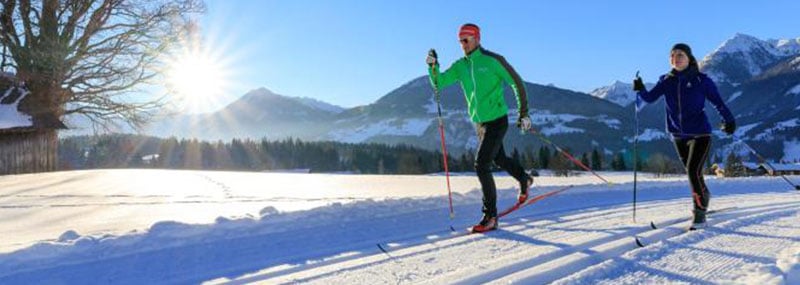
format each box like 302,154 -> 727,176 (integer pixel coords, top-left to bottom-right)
633,71 -> 640,223
525,128 -> 612,185
437,103 -> 455,218
736,139 -> 800,190
429,49 -> 456,219
633,110 -> 639,223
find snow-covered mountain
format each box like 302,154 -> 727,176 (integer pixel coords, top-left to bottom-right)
143,33 -> 800,162
145,88 -> 344,140
589,81 -> 655,107
296,96 -> 345,114
702,35 -> 800,160
770,37 -> 800,55
589,81 -> 637,107
148,76 -> 637,157
324,33 -> 799,160
700,33 -> 800,86
321,76 -> 634,155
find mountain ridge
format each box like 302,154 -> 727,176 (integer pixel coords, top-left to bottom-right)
142,33 -> 800,161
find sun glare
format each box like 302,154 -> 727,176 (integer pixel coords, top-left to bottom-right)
166,49 -> 231,113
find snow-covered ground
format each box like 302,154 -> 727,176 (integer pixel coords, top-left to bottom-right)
0,169 -> 798,284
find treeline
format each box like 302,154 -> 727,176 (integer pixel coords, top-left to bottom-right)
58,134 -> 685,175
59,134 -> 452,174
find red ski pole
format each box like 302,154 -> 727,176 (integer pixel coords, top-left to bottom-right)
438,113 -> 454,218
527,128 -> 613,185
429,49 -> 455,219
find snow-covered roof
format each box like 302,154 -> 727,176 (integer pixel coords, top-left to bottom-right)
0,75 -> 34,130
760,163 -> 800,172
713,162 -> 761,170
1,73 -> 67,131
743,162 -> 760,170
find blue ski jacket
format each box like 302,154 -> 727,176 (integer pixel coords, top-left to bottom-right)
638,69 -> 735,138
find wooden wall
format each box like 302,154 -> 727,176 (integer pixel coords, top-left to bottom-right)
0,130 -> 57,175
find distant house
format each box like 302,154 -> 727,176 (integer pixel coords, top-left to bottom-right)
711,162 -> 762,177
759,163 -> 800,176
141,154 -> 160,165
0,73 -> 67,175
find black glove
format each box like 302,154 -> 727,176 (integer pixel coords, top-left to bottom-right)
721,121 -> 736,135
633,77 -> 645,92
426,49 -> 438,67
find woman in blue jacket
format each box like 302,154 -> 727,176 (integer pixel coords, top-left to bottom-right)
634,43 -> 736,230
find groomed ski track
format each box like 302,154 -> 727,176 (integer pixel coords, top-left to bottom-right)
234,192 -> 800,284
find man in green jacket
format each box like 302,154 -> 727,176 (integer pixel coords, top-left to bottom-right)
427,23 -> 533,233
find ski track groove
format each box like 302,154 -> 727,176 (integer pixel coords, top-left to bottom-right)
245,199 -> 696,284
239,197 -> 686,283
227,189 -> 683,282
511,201 -> 800,284
253,194 -> 799,284
553,204 -> 800,284
450,206 -> 784,284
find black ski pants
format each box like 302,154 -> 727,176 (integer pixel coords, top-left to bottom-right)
474,115 -> 528,217
673,135 -> 712,213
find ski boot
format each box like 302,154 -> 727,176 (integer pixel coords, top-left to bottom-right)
688,210 -> 707,231
518,175 -> 533,204
471,215 -> 497,233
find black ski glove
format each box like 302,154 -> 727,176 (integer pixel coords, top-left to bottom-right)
633,77 -> 645,92
426,49 -> 438,67
721,121 -> 736,135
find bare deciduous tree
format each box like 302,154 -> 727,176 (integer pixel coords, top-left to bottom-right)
1,0 -> 204,130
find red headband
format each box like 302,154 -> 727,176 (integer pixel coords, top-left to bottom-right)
459,25 -> 480,41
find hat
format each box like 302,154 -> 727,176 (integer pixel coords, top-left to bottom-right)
671,43 -> 693,57
459,23 -> 480,41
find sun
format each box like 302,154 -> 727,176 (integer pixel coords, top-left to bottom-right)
166,49 -> 231,113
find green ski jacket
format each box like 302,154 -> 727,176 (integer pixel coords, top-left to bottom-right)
428,47 -> 529,123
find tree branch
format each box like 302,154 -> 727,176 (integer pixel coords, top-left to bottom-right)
4,0 -> 204,131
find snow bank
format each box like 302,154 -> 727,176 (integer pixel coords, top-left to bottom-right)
0,191 -> 484,278
777,245 -> 800,284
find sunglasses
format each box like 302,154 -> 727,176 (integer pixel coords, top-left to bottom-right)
459,37 -> 472,44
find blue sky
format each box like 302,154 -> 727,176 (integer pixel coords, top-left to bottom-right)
191,0 -> 800,112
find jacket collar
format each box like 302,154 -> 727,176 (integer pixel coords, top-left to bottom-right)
465,46 -> 483,59
667,65 -> 699,79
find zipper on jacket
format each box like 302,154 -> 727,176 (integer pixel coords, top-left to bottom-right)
469,57 -> 482,122
677,76 -> 683,135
